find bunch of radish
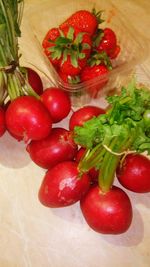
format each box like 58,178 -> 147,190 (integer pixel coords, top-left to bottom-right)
26,80 -> 149,235
0,1 -> 71,142
1,72 -> 150,235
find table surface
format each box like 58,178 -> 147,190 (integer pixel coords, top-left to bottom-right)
0,1 -> 150,267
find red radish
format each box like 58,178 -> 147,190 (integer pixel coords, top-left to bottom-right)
0,106 -> 6,137
69,105 -> 105,131
5,96 -> 52,142
80,185 -> 132,234
26,67 -> 43,95
38,161 -> 90,208
75,147 -> 87,163
75,147 -> 98,183
88,168 -> 99,183
3,100 -> 11,110
26,127 -> 78,169
7,130 -> 23,142
3,102 -> 22,141
116,153 -> 150,193
41,87 -> 71,123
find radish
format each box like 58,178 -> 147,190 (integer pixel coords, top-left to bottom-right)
27,127 -> 78,169
25,67 -> 43,95
74,82 -> 150,234
38,161 -> 90,208
41,87 -> 71,123
69,105 -> 105,131
80,185 -> 133,234
0,106 -> 6,137
5,96 -> 52,142
116,153 -> 150,193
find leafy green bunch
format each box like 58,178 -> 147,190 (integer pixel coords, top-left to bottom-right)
0,0 -> 38,104
74,80 -> 150,192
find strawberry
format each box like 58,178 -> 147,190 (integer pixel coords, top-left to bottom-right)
42,27 -> 61,67
48,26 -> 92,76
88,50 -> 112,70
60,55 -> 88,76
110,45 -> 121,59
58,70 -> 80,84
59,9 -> 104,37
81,64 -> 109,81
42,28 -> 60,49
93,28 -> 120,59
80,64 -> 109,98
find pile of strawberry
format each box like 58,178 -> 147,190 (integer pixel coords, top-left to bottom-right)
42,9 -> 120,97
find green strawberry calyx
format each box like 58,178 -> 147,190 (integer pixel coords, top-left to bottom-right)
92,8 -> 105,25
48,26 -> 91,68
68,75 -> 81,84
88,50 -> 112,70
92,28 -> 104,47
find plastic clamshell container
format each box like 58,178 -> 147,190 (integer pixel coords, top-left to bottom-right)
27,0 -> 149,106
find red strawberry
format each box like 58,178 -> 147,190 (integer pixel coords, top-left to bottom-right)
60,55 -> 87,76
42,28 -> 61,67
60,27 -> 92,75
49,26 -> 92,76
87,50 -> 112,70
60,9 -> 104,37
42,28 -> 60,48
94,28 -> 120,59
81,64 -> 109,81
110,45 -> 121,59
80,64 -> 109,98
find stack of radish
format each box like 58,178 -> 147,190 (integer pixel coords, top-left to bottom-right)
2,74 -> 150,236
